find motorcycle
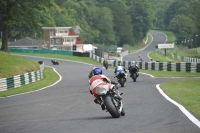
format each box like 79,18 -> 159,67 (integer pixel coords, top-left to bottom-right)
115,72 -> 126,87
95,85 -> 124,118
130,68 -> 138,82
103,61 -> 108,70
51,60 -> 59,65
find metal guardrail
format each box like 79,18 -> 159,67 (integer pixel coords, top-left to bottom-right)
0,63 -> 44,92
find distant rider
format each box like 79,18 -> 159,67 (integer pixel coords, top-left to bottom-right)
103,60 -> 108,68
88,67 -> 125,115
103,60 -> 108,65
128,61 -> 139,77
114,63 -> 128,82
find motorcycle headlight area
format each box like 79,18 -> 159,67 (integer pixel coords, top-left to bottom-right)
95,85 -> 109,95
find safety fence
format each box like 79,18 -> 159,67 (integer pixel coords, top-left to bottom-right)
90,53 -> 200,73
0,63 -> 44,92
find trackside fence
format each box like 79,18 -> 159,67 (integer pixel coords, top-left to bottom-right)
0,63 -> 44,92
90,54 -> 200,73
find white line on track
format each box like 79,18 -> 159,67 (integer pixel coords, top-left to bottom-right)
156,84 -> 200,128
5,54 -> 200,128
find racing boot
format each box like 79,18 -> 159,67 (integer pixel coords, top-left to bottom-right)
94,99 -> 105,110
121,108 -> 125,116
94,99 -> 101,104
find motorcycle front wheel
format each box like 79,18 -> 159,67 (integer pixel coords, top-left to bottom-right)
102,95 -> 120,118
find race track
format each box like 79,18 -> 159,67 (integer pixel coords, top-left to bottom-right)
0,31 -> 199,133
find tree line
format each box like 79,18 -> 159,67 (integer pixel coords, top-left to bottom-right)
1,0 -> 199,52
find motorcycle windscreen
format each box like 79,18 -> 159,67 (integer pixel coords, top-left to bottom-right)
95,85 -> 109,95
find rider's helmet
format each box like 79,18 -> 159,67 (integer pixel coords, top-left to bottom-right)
93,67 -> 102,75
119,62 -> 122,66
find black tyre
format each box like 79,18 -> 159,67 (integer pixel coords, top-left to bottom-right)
120,78 -> 124,87
133,73 -> 137,82
102,95 -> 120,118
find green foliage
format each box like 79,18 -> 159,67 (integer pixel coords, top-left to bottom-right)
128,0 -> 155,44
88,6 -> 116,45
168,15 -> 196,43
107,3 -> 134,46
0,0 -> 53,51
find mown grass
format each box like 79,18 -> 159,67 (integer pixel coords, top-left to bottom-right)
0,67 -> 59,97
140,69 -> 200,77
0,51 -> 39,78
175,49 -> 200,58
151,30 -> 176,43
129,33 -> 153,53
160,80 -> 200,118
149,50 -> 181,63
12,53 -> 102,65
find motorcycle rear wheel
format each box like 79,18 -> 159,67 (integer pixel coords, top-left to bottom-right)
132,73 -> 137,82
102,95 -> 120,118
120,78 -> 124,87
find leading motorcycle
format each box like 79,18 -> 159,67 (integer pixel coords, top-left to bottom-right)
95,85 -> 125,118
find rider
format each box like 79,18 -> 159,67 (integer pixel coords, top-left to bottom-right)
114,63 -> 128,82
89,67 -> 125,115
128,61 -> 139,77
103,60 -> 108,65
103,59 -> 108,68
88,67 -> 96,79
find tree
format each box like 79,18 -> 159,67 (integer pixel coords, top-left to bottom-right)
108,3 -> 134,46
128,0 -> 155,43
168,15 -> 196,44
88,6 -> 116,45
0,0 -> 53,52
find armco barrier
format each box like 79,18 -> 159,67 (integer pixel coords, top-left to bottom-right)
0,63 -> 44,92
91,54 -> 200,73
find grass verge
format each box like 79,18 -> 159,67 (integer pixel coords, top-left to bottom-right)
149,50 -> 181,63
160,80 -> 200,118
140,69 -> 200,77
0,51 -> 39,78
12,53 -> 102,65
151,30 -> 176,43
0,67 -> 59,97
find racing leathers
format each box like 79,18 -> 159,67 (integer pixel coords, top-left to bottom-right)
114,66 -> 128,81
89,75 -> 121,109
128,64 -> 139,77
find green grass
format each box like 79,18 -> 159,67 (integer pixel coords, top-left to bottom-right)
0,67 -> 59,97
175,49 -> 200,58
12,53 -> 102,65
2,34 -> 200,119
160,80 -> 200,118
140,69 -> 200,77
0,51 -> 39,78
149,50 -> 181,63
151,30 -> 176,43
129,33 -> 153,53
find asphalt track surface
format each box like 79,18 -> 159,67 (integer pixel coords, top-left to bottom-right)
123,31 -> 167,62
0,32 -> 200,133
